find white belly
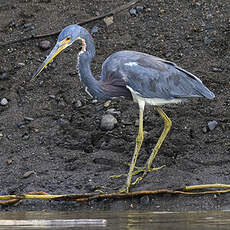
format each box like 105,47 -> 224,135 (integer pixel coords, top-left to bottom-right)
127,86 -> 182,106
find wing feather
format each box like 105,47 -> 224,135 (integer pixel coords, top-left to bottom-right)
101,50 -> 214,100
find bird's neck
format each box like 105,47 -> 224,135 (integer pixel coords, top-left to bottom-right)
77,50 -> 107,100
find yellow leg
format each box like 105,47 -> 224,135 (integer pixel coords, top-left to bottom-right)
120,101 -> 145,193
134,106 -> 172,184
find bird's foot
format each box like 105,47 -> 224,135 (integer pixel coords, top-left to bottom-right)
132,165 -> 166,185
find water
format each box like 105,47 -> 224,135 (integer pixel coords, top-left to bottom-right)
0,211 -> 230,230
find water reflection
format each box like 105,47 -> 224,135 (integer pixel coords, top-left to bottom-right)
0,211 -> 230,230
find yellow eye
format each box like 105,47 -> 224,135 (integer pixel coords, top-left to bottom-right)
66,36 -> 71,41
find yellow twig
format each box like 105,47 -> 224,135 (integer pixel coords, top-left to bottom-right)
0,184 -> 230,206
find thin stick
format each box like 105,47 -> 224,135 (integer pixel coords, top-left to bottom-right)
183,184 -> 230,191
1,184 -> 230,206
0,0 -> 140,47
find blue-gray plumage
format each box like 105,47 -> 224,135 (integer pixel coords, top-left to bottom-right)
32,25 -> 215,193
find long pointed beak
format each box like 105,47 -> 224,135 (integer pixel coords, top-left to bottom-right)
31,42 -> 67,82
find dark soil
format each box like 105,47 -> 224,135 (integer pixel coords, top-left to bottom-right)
0,0 -> 229,211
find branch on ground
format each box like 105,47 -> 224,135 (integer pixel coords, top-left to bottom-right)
0,184 -> 230,206
0,0 -> 140,47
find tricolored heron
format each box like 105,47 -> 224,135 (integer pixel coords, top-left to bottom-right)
32,25 -> 215,192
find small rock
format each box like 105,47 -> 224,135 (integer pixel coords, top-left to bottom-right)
165,52 -> 172,58
49,95 -> 56,99
7,159 -> 13,165
91,26 -> 99,35
23,170 -> 35,178
212,67 -> 223,73
18,62 -> 25,67
0,72 -> 9,80
23,23 -> 35,31
100,114 -> 117,131
104,16 -> 113,26
24,23 -> 33,28
7,135 -> 13,140
24,116 -> 34,121
75,100 -> 82,108
39,136 -> 45,144
129,8 -> 137,16
0,133 -> 3,137
39,40 -> 51,50
106,108 -> 121,116
57,99 -> 66,109
136,5 -> 144,13
22,134 -> 30,140
0,98 -> 8,106
16,122 -> 25,129
202,126 -> 208,133
204,38 -> 212,45
208,120 -> 218,131
104,100 -> 111,108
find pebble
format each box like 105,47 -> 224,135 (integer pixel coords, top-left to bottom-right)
204,38 -> 212,45
23,170 -> 35,178
23,23 -> 35,31
91,25 -> 99,35
129,5 -> 145,16
24,23 -> 33,28
0,98 -> 8,106
104,100 -> 111,108
22,134 -> 30,140
16,121 -> 25,129
57,100 -> 66,109
212,67 -> 223,72
75,100 -> 82,108
104,16 -> 113,26
129,8 -> 137,16
202,126 -> 208,133
165,52 -> 172,58
18,62 -> 25,67
100,114 -> 117,131
7,135 -> 13,140
106,108 -> 121,116
49,95 -> 56,99
39,40 -> 51,50
0,72 -> 9,80
208,120 -> 218,131
24,116 -> 34,121
136,5 -> 144,13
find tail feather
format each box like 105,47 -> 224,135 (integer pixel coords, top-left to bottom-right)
195,82 -> 215,99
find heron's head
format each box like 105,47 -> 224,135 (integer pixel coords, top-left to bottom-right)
31,25 -> 84,81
